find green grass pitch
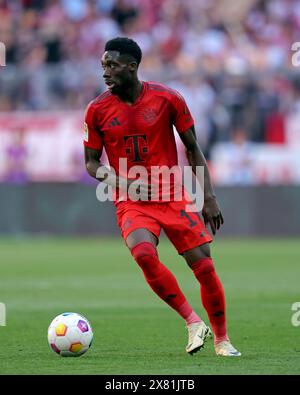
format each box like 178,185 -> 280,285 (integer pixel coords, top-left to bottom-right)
0,237 -> 299,375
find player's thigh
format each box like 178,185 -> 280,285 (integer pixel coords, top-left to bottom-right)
162,201 -> 212,256
116,204 -> 161,249
126,228 -> 158,249
182,243 -> 211,267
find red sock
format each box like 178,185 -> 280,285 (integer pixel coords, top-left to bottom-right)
191,257 -> 229,344
131,242 -> 201,324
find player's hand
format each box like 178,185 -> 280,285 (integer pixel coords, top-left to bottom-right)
202,196 -> 224,235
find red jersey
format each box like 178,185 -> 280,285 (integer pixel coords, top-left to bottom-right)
83,81 -> 194,201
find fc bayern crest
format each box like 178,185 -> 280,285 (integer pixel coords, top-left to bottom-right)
142,108 -> 157,123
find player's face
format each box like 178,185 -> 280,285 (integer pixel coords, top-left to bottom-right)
101,51 -> 134,94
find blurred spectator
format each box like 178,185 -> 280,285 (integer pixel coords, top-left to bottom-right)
4,127 -> 29,184
0,0 -> 300,158
224,128 -> 254,185
111,0 -> 139,29
265,99 -> 286,144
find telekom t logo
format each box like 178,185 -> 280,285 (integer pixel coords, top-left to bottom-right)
0,42 -> 6,66
124,135 -> 148,162
0,303 -> 6,326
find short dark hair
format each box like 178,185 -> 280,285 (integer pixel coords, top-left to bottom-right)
104,37 -> 142,65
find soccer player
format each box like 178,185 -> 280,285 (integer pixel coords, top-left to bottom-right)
84,37 -> 241,357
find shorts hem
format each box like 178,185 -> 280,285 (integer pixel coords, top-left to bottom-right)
122,226 -> 161,244
177,237 -> 213,255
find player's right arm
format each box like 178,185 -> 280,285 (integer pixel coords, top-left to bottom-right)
83,102 -> 107,180
83,102 -> 146,196
84,146 -> 151,200
84,146 -> 103,178
83,102 -> 121,187
84,145 -> 124,189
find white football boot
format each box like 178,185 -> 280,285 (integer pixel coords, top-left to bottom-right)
215,341 -> 241,356
186,321 -> 212,355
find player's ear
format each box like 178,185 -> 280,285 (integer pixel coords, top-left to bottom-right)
128,61 -> 138,72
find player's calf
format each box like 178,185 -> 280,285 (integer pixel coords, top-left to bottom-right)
130,242 -> 201,324
189,257 -> 229,344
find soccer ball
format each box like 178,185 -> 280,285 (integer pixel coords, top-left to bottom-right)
47,312 -> 93,357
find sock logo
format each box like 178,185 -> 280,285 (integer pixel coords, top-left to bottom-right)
165,294 -> 177,300
212,310 -> 224,317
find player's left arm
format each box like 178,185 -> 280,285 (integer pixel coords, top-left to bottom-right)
179,126 -> 224,235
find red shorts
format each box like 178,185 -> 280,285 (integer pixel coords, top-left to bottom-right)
116,198 -> 213,255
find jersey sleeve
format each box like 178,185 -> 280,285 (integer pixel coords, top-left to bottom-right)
83,102 -> 103,150
171,92 -> 194,133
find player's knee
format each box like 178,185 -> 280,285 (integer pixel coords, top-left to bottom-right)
130,242 -> 160,276
184,243 -> 211,267
191,257 -> 215,277
131,242 -> 157,261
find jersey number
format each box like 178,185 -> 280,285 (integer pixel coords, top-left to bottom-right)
180,210 -> 202,228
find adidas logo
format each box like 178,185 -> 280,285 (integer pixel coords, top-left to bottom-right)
108,117 -> 121,127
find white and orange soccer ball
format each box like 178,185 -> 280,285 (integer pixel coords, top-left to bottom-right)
47,312 -> 93,357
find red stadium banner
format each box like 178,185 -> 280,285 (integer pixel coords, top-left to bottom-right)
0,111 -> 107,183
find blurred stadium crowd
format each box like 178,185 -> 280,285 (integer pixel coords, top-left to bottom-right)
1,0 -> 300,184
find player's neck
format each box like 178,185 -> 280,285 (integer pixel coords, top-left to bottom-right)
117,80 -> 143,105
